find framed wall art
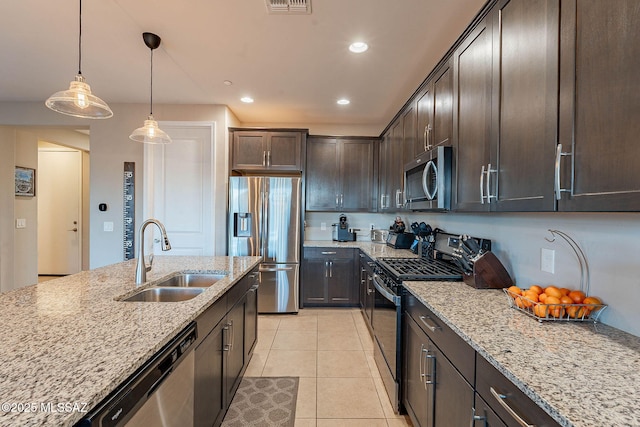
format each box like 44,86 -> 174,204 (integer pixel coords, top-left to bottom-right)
15,166 -> 36,197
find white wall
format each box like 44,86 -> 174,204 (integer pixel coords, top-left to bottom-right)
0,101 -> 234,286
0,127 -> 16,293
305,211 -> 640,337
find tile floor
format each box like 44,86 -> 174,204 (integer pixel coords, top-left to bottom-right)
245,308 -> 413,427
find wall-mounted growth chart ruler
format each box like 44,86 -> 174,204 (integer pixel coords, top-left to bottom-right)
123,162 -> 136,260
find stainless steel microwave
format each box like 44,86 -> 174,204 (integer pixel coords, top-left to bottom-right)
403,145 -> 452,211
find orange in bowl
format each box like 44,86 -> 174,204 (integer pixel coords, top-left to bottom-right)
529,285 -> 543,295
507,286 -> 522,297
544,286 -> 563,299
568,290 -> 586,304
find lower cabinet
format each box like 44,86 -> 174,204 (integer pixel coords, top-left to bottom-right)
358,252 -> 375,334
194,269 -> 259,427
403,289 -> 561,427
403,311 -> 474,427
302,248 -> 358,306
475,355 -> 560,427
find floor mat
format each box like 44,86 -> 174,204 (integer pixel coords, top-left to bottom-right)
221,376 -> 299,427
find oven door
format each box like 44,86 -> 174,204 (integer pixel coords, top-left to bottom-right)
371,274 -> 401,413
404,145 -> 452,211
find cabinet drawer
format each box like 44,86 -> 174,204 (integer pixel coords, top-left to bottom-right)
195,295 -> 227,348
476,355 -> 560,427
304,247 -> 355,259
404,291 -> 475,384
226,269 -> 258,312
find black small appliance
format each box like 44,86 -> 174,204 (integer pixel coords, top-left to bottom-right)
332,214 -> 357,242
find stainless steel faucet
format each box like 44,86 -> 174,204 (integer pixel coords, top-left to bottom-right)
135,218 -> 171,285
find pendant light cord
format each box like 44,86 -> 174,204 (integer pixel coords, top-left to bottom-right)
150,47 -> 154,115
78,0 -> 82,75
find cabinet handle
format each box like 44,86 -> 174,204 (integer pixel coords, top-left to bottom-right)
419,344 -> 427,389
321,251 -> 336,255
554,143 -> 573,200
424,352 -> 435,385
419,315 -> 440,332
262,151 -> 267,167
336,194 -> 340,208
325,261 -> 329,278
329,261 -> 333,278
489,387 -> 534,427
223,323 -> 231,351
267,150 -> 272,167
480,164 -> 486,204
228,320 -> 234,351
486,163 -> 497,202
340,194 -> 344,208
425,124 -> 433,151
470,407 -> 487,427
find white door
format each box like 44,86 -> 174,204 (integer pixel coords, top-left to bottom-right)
37,149 -> 82,274
143,123 -> 215,256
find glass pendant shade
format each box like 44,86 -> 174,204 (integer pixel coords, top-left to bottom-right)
46,75 -> 113,119
129,116 -> 172,144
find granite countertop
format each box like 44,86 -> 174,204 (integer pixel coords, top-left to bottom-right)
0,255 -> 261,427
304,240 -> 418,259
403,281 -> 640,427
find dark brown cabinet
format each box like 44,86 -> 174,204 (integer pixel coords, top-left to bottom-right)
557,0 -> 640,211
230,129 -> 304,172
454,0 -> 560,212
490,0 -> 559,212
476,355 -> 560,427
452,13 -> 494,212
194,270 -> 259,427
306,137 -> 377,212
302,247 -> 358,306
378,130 -> 392,211
403,293 -> 475,427
416,59 -> 454,158
358,252 -> 374,335
402,104 -> 417,166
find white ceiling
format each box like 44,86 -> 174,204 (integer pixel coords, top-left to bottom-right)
0,0 -> 487,134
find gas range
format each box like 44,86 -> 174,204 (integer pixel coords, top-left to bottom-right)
376,257 -> 463,283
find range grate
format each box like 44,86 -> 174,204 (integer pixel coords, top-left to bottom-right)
377,257 -> 463,281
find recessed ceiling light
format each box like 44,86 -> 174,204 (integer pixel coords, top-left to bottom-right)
241,97 -> 254,103
349,42 -> 368,53
337,99 -> 350,105
224,80 -> 233,86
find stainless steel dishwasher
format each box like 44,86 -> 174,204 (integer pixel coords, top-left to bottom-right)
78,323 -> 197,427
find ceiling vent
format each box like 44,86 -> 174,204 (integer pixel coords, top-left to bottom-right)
265,0 -> 311,14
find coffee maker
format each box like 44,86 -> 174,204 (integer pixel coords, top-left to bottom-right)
332,214 -> 357,242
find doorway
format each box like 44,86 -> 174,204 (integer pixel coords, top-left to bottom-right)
37,143 -> 85,275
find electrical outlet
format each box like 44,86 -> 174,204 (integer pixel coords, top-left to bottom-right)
541,248 -> 555,273
104,221 -> 114,232
320,222 -> 326,231
16,218 -> 26,229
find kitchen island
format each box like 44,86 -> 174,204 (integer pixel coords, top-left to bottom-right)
0,255 -> 261,427
305,240 -> 640,427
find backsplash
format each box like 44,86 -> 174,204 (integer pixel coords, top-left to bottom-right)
304,210 -> 640,338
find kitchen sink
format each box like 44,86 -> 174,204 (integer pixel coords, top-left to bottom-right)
154,273 -> 228,288
121,287 -> 205,302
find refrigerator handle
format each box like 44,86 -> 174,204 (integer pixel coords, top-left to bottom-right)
261,190 -> 269,258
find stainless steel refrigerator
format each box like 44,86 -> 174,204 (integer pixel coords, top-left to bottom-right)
228,176 -> 301,313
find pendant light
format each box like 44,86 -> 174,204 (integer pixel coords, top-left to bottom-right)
129,32 -> 172,144
45,0 -> 113,119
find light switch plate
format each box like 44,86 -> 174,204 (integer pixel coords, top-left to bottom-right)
104,221 -> 114,232
320,222 -> 326,231
541,248 -> 555,273
16,218 -> 26,229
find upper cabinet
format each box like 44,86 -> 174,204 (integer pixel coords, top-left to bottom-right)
230,129 -> 305,173
491,0 -> 560,211
452,14 -> 494,212
416,59 -> 454,159
454,0 -> 560,212
306,137 -> 378,212
557,0 -> 640,211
